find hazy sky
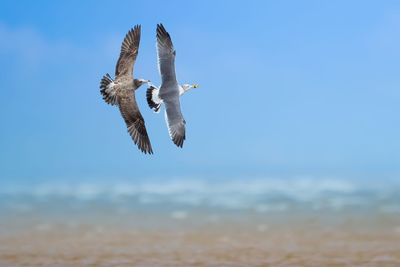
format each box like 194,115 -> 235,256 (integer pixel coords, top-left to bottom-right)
0,0 -> 399,183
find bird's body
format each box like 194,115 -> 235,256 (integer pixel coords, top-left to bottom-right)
146,24 -> 198,148
100,25 -> 153,154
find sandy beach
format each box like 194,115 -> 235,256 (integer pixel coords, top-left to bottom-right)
1,193 -> 399,267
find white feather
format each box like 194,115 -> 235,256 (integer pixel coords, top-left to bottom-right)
152,87 -> 162,104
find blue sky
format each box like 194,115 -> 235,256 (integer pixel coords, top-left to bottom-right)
0,0 -> 399,184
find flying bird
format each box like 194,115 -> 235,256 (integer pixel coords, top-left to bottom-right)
100,25 -> 153,154
146,24 -> 199,148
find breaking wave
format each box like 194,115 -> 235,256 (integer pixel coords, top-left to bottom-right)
1,177 -> 399,212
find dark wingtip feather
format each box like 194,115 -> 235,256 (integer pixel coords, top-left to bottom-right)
100,73 -> 116,105
121,24 -> 141,53
156,23 -> 170,40
127,121 -> 154,155
146,86 -> 161,112
172,133 -> 185,148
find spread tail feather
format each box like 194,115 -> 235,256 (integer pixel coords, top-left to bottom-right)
146,85 -> 162,113
100,73 -> 117,105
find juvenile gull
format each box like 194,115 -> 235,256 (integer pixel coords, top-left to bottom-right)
100,25 -> 153,154
146,24 -> 199,148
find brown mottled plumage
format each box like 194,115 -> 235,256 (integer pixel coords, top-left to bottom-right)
100,25 -> 153,154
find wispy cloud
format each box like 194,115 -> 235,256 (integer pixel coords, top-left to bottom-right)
0,22 -> 122,74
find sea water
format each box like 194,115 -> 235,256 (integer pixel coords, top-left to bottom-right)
0,177 -> 399,266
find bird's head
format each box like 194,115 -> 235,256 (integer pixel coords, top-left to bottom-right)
135,79 -> 151,88
182,83 -> 200,92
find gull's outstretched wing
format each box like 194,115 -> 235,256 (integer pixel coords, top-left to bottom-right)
156,24 -> 185,147
164,99 -> 186,148
118,92 -> 153,154
156,24 -> 178,88
115,25 -> 141,78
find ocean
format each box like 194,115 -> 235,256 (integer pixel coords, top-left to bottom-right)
0,177 -> 399,266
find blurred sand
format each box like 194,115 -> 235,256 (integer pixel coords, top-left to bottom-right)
1,210 -> 399,267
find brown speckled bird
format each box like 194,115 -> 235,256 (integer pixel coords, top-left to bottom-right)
100,25 -> 153,154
